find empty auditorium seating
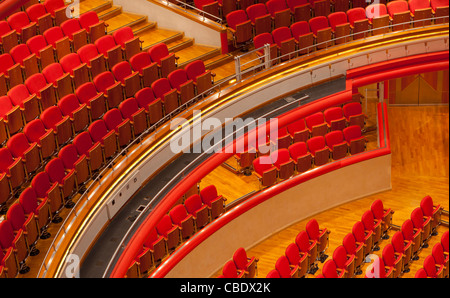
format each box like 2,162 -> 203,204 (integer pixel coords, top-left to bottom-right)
232,247 -> 259,278
284,242 -> 308,278
343,125 -> 366,155
60,53 -> 90,90
10,43 -> 39,78
112,61 -> 141,99
346,7 -> 369,40
288,0 -> 311,23
135,87 -> 164,126
222,259 -> 245,278
411,207 -> 432,248
365,2 -> 390,35
382,243 -> 403,278
194,0 -> 221,21
0,21 -> 19,54
79,11 -> 107,43
325,130 -> 347,160
103,108 -> 132,148
168,69 -> 195,106
332,244 -> 355,278
288,142 -> 312,173
305,219 -> 330,263
156,214 -> 180,252
387,0 -> 412,31
352,220 -> 373,257
272,26 -> 297,61
401,219 -> 422,261
0,95 -> 24,137
267,0 -> 292,29
0,147 -> 26,191
88,118 -> 118,161
321,259 -> 345,278
185,60 -> 216,96
151,78 -> 179,115
19,186 -> 51,240
169,204 -> 195,240
0,53 -> 23,89
342,232 -> 364,275
113,27 -> 143,61
295,229 -> 318,274
409,0 -> 433,26
43,0 -> 69,26
26,3 -> 53,35
200,184 -> 226,220
423,254 -> 444,278
307,136 -> 329,166
370,198 -> 394,240
246,3 -> 272,36
420,195 -> 443,235
253,156 -> 278,188
95,34 -> 123,69
7,11 -> 37,44
253,32 -> 278,64
137,228 -> 166,275
130,52 -> 159,88
77,43 -> 107,79
432,241 -> 449,277
75,82 -> 106,121
226,10 -> 253,49
42,26 -> 71,60
361,209 -> 382,251
148,43 -> 178,79
290,20 -> 314,54
271,148 -> 295,180
305,111 -> 327,137
26,35 -> 56,71
119,97 -> 148,137
327,11 -> 350,44
275,255 -> 300,278
184,194 -> 210,230
8,84 -> 40,124
431,0 -> 449,23
324,106 -> 346,131
308,16 -> 332,49
287,118 -> 309,143
42,62 -> 73,99
93,71 -> 123,109
391,230 -> 413,273
6,132 -> 41,176
0,219 -> 30,274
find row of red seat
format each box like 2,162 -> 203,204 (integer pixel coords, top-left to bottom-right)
218,247 -> 259,278
234,101 -> 366,173
232,0 -> 448,52
265,218 -> 331,277
315,199 -> 394,278
415,230 -> 449,278
362,195 -> 445,278
127,185 -> 227,278
252,124 -> 367,188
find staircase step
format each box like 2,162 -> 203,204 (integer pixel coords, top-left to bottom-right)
167,37 -> 194,53
204,53 -> 234,70
97,5 -> 123,21
140,28 -> 185,51
105,12 -> 149,34
176,45 -> 222,68
78,0 -> 112,15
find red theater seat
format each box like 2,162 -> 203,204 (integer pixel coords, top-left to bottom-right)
290,21 -> 314,54
42,62 -> 73,99
7,84 -> 40,124
285,243 -> 308,278
271,148 -> 295,180
222,260 -> 245,278
305,219 -> 330,262
295,230 -> 318,274
308,16 -> 332,49
75,82 -> 107,120
6,202 -> 40,256
60,53 -> 90,89
288,142 -> 312,173
287,118 -> 309,143
272,26 -> 297,61
6,132 -> 41,176
26,3 -> 53,35
431,0 -> 449,23
361,209 -> 382,251
305,111 -> 328,137
253,32 -> 278,64
321,259 -> 345,278
226,10 -> 252,49
194,0 -> 221,20
343,125 -> 366,155
103,108 -> 132,148
156,214 -> 180,252
151,78 -> 179,115
119,97 -> 148,137
307,136 -> 329,166
23,119 -> 56,160
365,3 -> 390,34
324,106 -> 346,131
45,157 -> 76,206
327,11 -> 350,44
168,69 -> 195,106
169,204 -> 195,240
420,195 -> 443,234
253,156 -> 278,188
382,243 -> 402,278
0,147 -> 26,191
184,194 -> 210,230
0,53 -> 22,92
148,43 -> 178,79
352,220 -> 373,257
7,11 -> 37,43
387,0 -> 412,30
333,245 -> 356,278
26,35 -> 55,70
411,207 -> 432,247
233,247 -> 259,278
346,7 -> 369,39
184,60 -> 216,96
79,11 -> 107,42
58,144 -> 90,189
95,35 -> 123,69
112,61 -> 141,98
311,0 -> 331,17
43,26 -> 71,60
113,26 -> 142,60
409,0 -> 433,26
0,220 -> 29,274
77,43 -> 107,79
246,3 -> 272,36
287,0 -> 311,22
130,52 -> 159,88
32,171 -> 63,223
135,87 -> 164,126
10,44 -> 39,79
93,71 -> 123,109
88,119 -> 118,161
73,131 -> 104,173
43,0 -> 69,26
200,185 -> 226,220
391,230 -> 412,273
432,242 -> 449,278
60,18 -> 88,52
401,219 -> 421,260
0,21 -> 19,54
325,130 -> 348,160
342,232 -> 364,275
371,199 -> 394,239
41,105 -> 73,146
423,254 -> 444,278
266,0 -> 292,29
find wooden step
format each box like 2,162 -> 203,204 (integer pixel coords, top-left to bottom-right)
176,44 -> 222,68
204,53 -> 234,70
78,0 -> 112,15
167,37 -> 194,53
97,5 -> 123,21
105,12 -> 149,34
139,27 -> 185,51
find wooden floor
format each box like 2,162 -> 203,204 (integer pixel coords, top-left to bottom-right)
210,104 -> 449,278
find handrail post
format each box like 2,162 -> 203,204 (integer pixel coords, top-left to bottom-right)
263,43 -> 271,69
235,55 -> 242,82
